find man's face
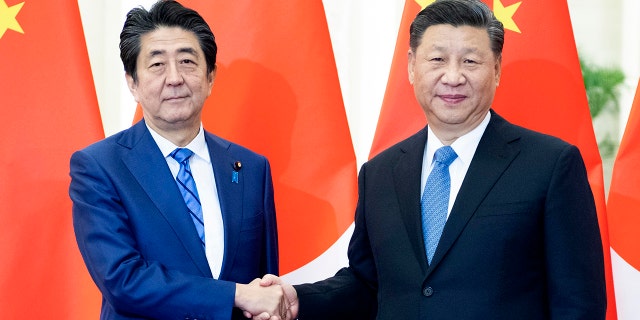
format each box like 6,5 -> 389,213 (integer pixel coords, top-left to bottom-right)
127,26 -> 215,134
408,24 -> 501,139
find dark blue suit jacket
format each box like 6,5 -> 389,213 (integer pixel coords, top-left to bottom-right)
70,120 -> 278,319
295,111 -> 606,319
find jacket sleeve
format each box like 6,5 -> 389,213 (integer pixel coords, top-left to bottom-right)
544,145 -> 606,319
261,158 -> 279,276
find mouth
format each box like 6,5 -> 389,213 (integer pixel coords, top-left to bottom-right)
163,96 -> 188,102
438,94 -> 467,104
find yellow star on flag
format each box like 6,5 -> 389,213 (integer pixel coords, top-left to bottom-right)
493,0 -> 522,33
0,0 -> 24,39
415,0 -> 436,10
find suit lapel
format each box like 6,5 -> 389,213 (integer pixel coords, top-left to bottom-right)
204,133 -> 244,279
426,113 -> 521,275
393,127 -> 430,274
119,121 -> 212,277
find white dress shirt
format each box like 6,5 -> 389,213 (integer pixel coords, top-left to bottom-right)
421,111 -> 491,218
147,124 -> 225,278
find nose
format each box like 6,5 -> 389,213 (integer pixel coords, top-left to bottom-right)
166,62 -> 184,86
441,62 -> 466,86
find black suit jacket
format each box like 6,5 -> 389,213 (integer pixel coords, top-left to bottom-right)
295,111 -> 606,320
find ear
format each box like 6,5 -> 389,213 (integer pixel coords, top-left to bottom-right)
206,64 -> 217,96
494,56 -> 502,86
407,49 -> 416,85
125,73 -> 140,102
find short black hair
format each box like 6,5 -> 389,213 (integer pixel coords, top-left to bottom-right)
119,0 -> 217,82
409,0 -> 504,59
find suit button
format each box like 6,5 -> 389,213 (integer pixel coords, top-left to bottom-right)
423,286 -> 434,297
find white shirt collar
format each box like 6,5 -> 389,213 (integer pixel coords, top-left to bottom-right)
146,123 -> 211,163
426,111 -> 491,167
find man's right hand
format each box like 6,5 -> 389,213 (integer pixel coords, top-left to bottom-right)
235,278 -> 287,320
258,274 -> 298,320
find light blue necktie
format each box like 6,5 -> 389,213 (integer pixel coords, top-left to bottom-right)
421,146 -> 458,264
170,148 -> 205,247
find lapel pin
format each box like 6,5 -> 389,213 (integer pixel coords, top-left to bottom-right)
232,161 -> 242,183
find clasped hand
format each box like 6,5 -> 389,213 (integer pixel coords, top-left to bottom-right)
236,275 -> 299,320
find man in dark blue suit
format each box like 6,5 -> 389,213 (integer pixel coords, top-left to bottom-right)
70,1 -> 285,319
263,0 -> 607,319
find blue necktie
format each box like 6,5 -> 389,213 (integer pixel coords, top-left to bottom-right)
421,146 -> 458,264
170,148 -> 205,247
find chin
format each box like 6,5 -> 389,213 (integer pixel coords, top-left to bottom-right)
431,108 -> 466,121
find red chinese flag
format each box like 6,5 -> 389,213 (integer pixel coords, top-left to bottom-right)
608,79 -> 640,318
370,1 -> 616,318
0,1 -> 103,318
134,1 -> 357,274
369,0 -> 426,157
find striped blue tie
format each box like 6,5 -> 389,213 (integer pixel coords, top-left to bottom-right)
170,148 -> 205,247
421,146 -> 458,264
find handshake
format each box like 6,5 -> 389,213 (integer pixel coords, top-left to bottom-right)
235,275 -> 299,320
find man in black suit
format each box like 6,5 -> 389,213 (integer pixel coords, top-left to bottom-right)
261,0 -> 606,319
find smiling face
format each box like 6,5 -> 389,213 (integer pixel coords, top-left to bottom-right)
408,24 -> 501,142
127,26 -> 215,137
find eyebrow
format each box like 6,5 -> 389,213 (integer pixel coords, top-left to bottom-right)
177,47 -> 198,55
148,47 -> 199,57
430,45 -> 480,54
